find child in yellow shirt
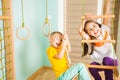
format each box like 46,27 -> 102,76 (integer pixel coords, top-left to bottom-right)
47,31 -> 91,80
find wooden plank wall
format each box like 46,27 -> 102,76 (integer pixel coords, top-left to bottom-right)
66,0 -> 98,65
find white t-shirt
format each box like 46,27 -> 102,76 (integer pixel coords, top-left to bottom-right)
90,25 -> 117,64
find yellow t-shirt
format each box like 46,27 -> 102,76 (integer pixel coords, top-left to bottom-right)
47,46 -> 68,78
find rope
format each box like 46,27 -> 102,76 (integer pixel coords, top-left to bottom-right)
81,0 -> 86,16
0,30 -> 5,80
64,0 -> 67,34
111,0 -> 115,41
46,0 -> 48,19
21,0 -> 24,28
64,0 -> 71,66
16,0 -> 30,40
42,0 -> 51,37
81,0 -> 86,62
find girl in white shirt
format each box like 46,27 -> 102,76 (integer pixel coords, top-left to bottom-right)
79,20 -> 118,80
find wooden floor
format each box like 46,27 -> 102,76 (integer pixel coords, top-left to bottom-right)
33,67 -> 57,80
28,66 -> 120,80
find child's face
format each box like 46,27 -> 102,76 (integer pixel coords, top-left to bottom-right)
85,22 -> 101,38
50,33 -> 63,48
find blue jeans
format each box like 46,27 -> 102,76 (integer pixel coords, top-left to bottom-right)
89,57 -> 118,80
58,63 -> 91,80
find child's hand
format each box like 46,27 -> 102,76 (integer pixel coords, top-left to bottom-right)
62,39 -> 68,47
79,25 -> 83,34
85,14 -> 95,19
62,34 -> 69,47
64,34 -> 69,41
79,20 -> 86,35
63,33 -> 71,52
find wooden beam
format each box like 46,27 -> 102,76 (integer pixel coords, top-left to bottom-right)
81,15 -> 115,20
81,40 -> 116,43
0,16 -> 11,19
86,64 -> 117,70
2,0 -> 15,80
103,0 -> 111,25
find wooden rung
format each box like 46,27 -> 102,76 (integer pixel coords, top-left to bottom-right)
0,16 -> 11,19
81,40 -> 116,43
72,73 -> 79,80
81,15 -> 115,20
86,64 -> 117,70
0,8 -> 10,10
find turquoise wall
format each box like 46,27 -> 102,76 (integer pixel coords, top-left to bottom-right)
42,0 -> 58,66
12,0 -> 58,80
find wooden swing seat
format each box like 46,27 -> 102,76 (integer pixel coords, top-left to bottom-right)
86,64 -> 117,69
71,65 -> 117,80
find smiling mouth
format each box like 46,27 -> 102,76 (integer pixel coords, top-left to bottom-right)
94,30 -> 99,35
56,42 -> 61,46
95,30 -> 101,38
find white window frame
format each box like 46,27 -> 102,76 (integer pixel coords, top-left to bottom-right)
58,0 -> 64,33
97,0 -> 103,23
